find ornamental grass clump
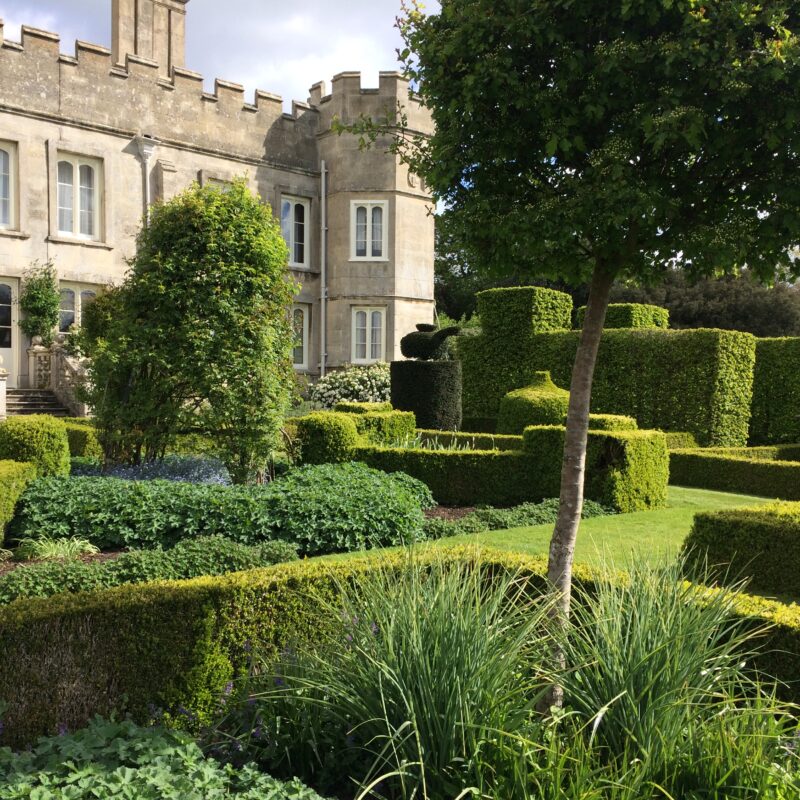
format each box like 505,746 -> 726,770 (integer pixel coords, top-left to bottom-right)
216,554 -> 555,799
216,555 -> 800,799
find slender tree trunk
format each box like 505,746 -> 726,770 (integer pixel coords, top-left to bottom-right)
544,263 -> 614,708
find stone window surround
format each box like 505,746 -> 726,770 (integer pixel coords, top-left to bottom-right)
351,305 -> 387,364
46,138 -> 114,250
350,199 -> 389,262
58,282 -> 100,334
0,129 -> 29,240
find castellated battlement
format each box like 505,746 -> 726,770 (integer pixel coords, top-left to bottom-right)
0,20 -> 429,173
309,71 -> 431,136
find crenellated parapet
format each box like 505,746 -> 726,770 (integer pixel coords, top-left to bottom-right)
0,20 -> 320,171
310,70 -> 432,136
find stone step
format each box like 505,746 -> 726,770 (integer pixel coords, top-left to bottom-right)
5,390 -> 71,418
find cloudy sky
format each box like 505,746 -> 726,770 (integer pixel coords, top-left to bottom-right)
0,0 -> 439,109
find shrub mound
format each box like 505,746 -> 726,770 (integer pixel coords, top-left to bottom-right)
0,718 -> 325,799
683,502 -> 800,597
496,371 -> 570,435
0,416 -> 70,477
308,363 -> 390,408
0,462 -> 37,542
10,463 -> 432,556
0,536 -> 298,605
62,419 -> 102,459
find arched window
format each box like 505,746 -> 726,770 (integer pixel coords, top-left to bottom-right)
292,305 -> 309,370
352,307 -> 385,364
59,288 -> 76,333
280,196 -> 310,267
57,161 -> 74,235
351,201 -> 387,260
79,164 -> 95,237
0,149 -> 10,228
371,206 -> 383,258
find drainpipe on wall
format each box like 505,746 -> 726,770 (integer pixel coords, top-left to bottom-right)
135,135 -> 158,223
320,159 -> 328,377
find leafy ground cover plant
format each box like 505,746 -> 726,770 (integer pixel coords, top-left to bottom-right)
0,536 -> 297,605
11,464 -> 433,556
0,717 -> 326,800
423,497 -> 611,539
70,454 -> 232,485
308,363 -> 391,409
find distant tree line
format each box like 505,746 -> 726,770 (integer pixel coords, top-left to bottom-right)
436,215 -> 800,338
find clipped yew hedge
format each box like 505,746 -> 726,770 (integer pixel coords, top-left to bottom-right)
683,502 -> 800,598
477,286 -> 573,341
2,545 -> 799,750
460,327 -> 755,446
575,303 -> 669,330
750,337 -> 800,445
670,448 -> 800,500
355,426 -> 668,510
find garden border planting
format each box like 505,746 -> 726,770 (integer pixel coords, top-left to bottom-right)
1,544 -> 798,749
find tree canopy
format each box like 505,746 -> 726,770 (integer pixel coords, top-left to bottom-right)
398,0 -> 800,632
86,180 -> 297,483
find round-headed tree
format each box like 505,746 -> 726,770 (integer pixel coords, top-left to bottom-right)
394,2 -> 800,627
87,180 -> 297,483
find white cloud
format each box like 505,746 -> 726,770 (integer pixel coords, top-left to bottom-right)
0,0 -> 439,109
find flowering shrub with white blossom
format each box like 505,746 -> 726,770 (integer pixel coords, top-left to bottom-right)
308,363 -> 391,409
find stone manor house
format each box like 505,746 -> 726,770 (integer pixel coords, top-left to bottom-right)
0,0 -> 435,395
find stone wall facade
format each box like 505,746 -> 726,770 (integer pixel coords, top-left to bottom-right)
0,0 -> 435,389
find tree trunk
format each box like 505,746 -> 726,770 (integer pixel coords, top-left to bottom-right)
544,263 -> 614,707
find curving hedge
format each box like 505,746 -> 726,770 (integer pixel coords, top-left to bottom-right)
670,448 -> 800,500
683,503 -> 800,598
1,545 -> 799,750
575,303 -> 669,330
460,327 -> 755,446
750,337 -> 800,445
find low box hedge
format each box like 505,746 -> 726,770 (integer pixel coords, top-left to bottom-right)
0,415 -> 70,477
63,420 -> 102,459
670,448 -> 800,500
355,426 -> 668,510
683,503 -> 800,598
0,461 -> 37,542
1,544 -> 799,749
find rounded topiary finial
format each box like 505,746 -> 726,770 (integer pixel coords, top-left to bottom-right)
496,373 -> 570,435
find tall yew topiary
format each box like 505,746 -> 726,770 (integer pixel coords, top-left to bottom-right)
87,180 -> 297,483
391,1 -> 800,652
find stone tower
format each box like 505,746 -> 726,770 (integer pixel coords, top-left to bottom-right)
112,0 -> 188,77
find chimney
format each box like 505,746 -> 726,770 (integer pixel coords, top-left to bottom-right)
112,0 -> 189,77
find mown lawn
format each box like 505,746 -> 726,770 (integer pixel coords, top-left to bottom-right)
427,486 -> 770,568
